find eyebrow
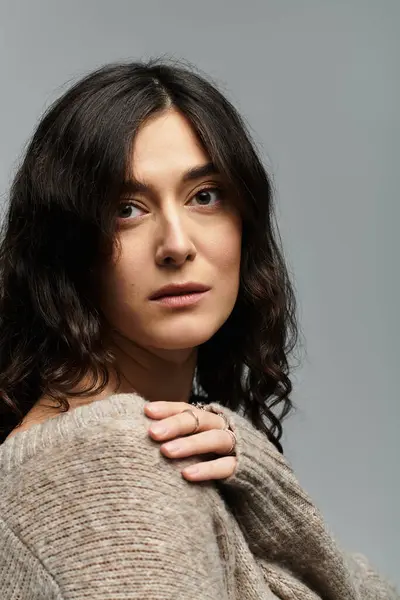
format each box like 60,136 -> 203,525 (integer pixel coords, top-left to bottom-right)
120,161 -> 220,195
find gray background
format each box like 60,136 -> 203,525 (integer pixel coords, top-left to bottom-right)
0,0 -> 399,585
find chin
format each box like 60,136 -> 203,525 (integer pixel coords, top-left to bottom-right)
143,316 -> 228,351
148,330 -> 215,351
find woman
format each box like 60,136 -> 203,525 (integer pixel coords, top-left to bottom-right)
0,59 -> 397,599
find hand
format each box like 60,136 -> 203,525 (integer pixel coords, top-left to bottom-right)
144,401 -> 237,482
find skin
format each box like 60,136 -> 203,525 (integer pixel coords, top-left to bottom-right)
98,107 -> 242,405
6,107 -> 241,480
145,401 -> 238,481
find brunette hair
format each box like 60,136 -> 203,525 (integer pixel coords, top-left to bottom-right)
0,57 -> 303,451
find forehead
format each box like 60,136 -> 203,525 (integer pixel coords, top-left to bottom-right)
127,109 -> 209,182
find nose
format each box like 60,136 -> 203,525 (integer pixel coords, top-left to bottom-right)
154,211 -> 196,268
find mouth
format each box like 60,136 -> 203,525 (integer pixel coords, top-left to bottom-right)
149,283 -> 211,301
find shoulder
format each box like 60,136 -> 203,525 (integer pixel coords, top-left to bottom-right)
1,392 -> 218,554
1,393 -> 205,476
0,395 -> 230,598
1,393 -> 217,517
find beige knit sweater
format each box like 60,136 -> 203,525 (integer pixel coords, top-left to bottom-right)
0,393 -> 398,599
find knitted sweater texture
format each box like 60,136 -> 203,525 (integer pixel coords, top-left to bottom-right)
0,393 -> 398,599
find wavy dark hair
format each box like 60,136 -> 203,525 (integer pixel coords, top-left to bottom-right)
0,57 -> 303,451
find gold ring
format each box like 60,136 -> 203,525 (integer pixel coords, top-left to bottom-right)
182,408 -> 200,434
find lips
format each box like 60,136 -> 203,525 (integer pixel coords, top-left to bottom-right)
149,283 -> 211,301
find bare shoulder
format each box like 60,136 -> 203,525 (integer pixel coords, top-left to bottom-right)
5,395 -> 103,441
5,404 -> 56,440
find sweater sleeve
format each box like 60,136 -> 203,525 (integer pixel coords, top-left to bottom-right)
0,516 -> 63,600
204,402 -> 399,600
0,416 -> 230,600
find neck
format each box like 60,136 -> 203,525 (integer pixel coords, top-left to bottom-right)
29,333 -> 197,423
107,330 -> 197,404
6,334 -> 197,440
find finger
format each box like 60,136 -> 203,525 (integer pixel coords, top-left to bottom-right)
146,403 -> 226,440
181,456 -> 237,481
161,429 -> 234,458
145,401 -> 224,427
144,401 -> 188,418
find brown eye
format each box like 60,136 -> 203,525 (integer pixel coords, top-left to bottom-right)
189,187 -> 223,207
116,202 -> 145,220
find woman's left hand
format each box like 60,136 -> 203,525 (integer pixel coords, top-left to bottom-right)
144,401 -> 237,481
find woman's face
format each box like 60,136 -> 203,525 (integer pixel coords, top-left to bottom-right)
99,108 -> 242,352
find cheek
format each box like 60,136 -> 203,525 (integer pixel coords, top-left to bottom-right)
208,218 -> 242,279
99,240 -> 146,305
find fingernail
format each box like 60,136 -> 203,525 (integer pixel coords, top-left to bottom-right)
146,403 -> 161,414
150,424 -> 167,435
163,441 -> 180,453
184,466 -> 199,475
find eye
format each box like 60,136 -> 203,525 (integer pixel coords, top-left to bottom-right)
116,202 -> 146,221
188,187 -> 223,208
